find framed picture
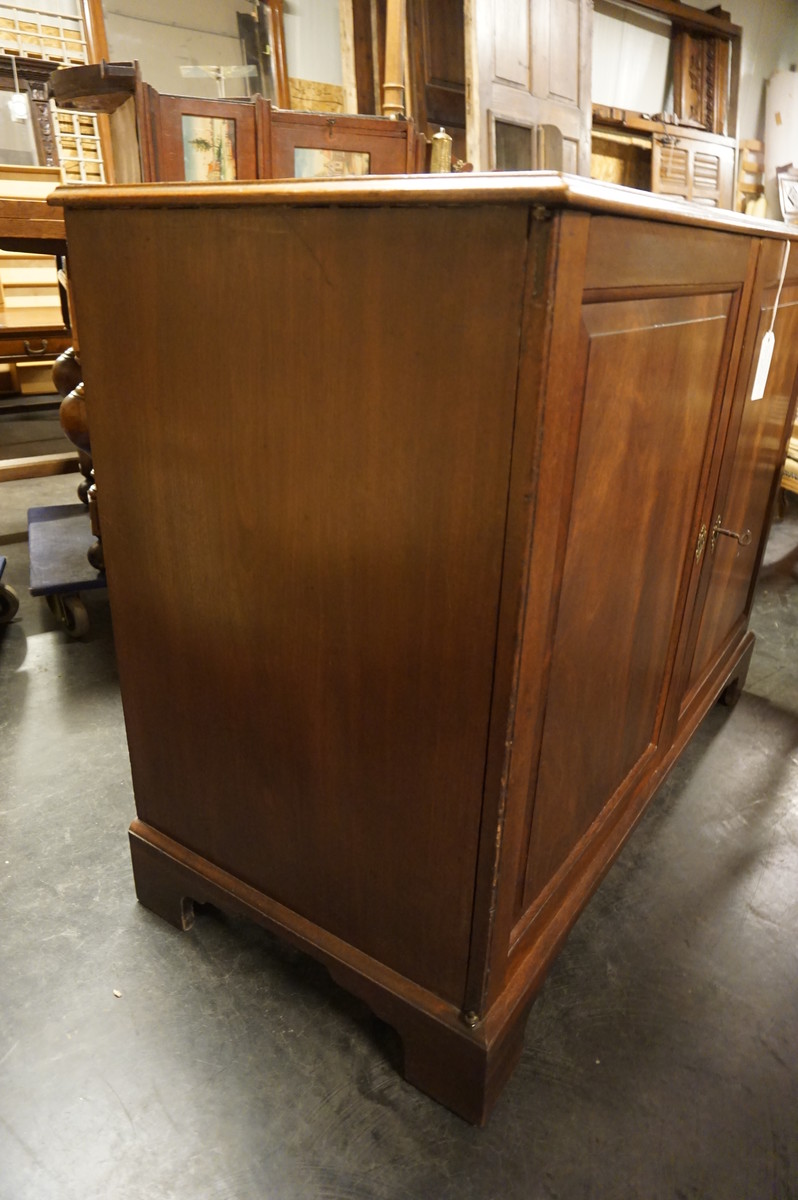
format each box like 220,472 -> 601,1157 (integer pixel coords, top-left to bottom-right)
293,147 -> 370,178
182,115 -> 237,181
148,94 -> 258,181
264,106 -> 423,177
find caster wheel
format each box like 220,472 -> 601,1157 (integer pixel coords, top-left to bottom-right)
0,583 -> 19,624
46,592 -> 89,638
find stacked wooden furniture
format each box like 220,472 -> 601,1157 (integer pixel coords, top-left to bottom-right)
57,173 -> 798,1123
50,62 -> 425,186
735,139 -> 766,215
591,3 -> 741,209
0,1 -> 112,183
0,247 -> 66,396
781,430 -> 798,500
591,108 -> 736,208
0,183 -> 70,481
353,0 -> 740,199
0,2 -> 111,477
0,166 -> 68,402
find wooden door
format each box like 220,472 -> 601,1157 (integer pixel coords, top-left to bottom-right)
406,0 -> 467,161
465,0 -> 592,173
676,243 -> 798,723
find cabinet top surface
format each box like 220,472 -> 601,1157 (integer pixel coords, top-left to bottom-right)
54,171 -> 798,241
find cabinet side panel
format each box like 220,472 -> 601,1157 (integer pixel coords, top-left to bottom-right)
66,202 -> 529,1005
521,290 -> 732,908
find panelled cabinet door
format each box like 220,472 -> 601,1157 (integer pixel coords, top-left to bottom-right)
513,217 -> 751,920
676,247 -> 798,723
652,133 -> 690,200
465,0 -> 592,173
652,131 -> 735,208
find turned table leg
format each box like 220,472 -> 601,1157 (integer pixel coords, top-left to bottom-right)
52,347 -> 104,573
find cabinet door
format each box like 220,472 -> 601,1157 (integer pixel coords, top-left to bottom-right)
510,217 -> 753,924
652,132 -> 735,208
676,246 -> 798,721
465,0 -> 592,173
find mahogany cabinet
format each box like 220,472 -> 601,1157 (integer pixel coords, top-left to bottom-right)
50,65 -> 425,185
57,174 -> 798,1124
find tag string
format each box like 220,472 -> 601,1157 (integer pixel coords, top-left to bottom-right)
769,240 -> 791,335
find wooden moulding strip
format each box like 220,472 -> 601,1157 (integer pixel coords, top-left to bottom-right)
127,818 -> 508,1123
128,818 -> 470,1035
53,174 -> 798,243
627,0 -> 741,38
0,451 -> 78,482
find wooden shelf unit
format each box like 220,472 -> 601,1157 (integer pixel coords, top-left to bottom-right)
591,109 -> 736,208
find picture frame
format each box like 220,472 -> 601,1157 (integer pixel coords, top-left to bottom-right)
150,94 -> 258,181
181,114 -> 237,182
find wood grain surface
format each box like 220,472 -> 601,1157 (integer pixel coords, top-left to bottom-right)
68,200 -> 529,1003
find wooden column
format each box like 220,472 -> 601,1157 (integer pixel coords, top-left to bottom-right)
382,0 -> 406,117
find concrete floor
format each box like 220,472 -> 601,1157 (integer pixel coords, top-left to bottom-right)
1,472 -> 797,1200
0,402 -> 65,461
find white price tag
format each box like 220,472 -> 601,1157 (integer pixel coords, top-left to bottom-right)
752,241 -> 791,401
751,330 -> 775,401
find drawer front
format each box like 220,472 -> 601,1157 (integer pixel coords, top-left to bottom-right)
0,331 -> 70,361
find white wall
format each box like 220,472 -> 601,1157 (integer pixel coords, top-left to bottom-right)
706,0 -> 798,142
284,0 -> 342,85
103,1 -> 343,97
593,1 -> 673,115
104,1 -> 248,97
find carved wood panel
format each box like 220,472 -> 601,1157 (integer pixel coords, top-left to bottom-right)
672,26 -> 730,136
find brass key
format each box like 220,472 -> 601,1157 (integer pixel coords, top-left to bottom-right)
710,515 -> 752,553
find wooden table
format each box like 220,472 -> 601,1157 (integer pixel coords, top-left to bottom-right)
0,194 -> 65,255
57,172 -> 798,1123
0,195 -> 76,483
